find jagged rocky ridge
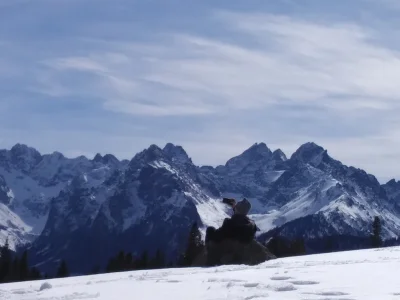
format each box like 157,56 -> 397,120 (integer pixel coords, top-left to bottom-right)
0,142 -> 399,273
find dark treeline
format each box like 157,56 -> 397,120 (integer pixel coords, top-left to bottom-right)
0,222 -> 206,283
0,216 -> 397,284
265,236 -> 307,258
105,222 -> 205,273
0,239 -> 69,283
105,248 -> 169,273
263,216 -> 393,258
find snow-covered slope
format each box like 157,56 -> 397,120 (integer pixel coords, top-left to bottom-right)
1,141 -> 400,273
2,246 -> 400,300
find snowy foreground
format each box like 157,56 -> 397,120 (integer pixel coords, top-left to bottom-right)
2,247 -> 400,300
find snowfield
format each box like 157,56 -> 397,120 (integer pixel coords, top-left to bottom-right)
2,246 -> 400,300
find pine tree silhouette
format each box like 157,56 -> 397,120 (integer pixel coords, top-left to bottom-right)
19,250 -> 29,281
290,238 -> 306,256
10,256 -> 20,282
371,216 -> 382,248
151,249 -> 165,269
182,222 -> 205,266
56,260 -> 69,278
324,236 -> 335,253
137,250 -> 149,270
116,250 -> 125,271
124,252 -> 134,271
0,238 -> 12,283
106,256 -> 117,273
29,267 -> 42,280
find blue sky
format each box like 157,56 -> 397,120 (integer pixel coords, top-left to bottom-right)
1,0 -> 400,182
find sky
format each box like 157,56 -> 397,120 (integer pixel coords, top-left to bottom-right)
1,0 -> 400,182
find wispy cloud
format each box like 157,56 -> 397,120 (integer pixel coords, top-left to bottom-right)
36,11 -> 400,118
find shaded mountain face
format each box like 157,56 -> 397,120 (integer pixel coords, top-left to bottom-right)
3,143 -> 228,273
383,179 -> 400,202
0,145 -> 129,251
0,141 -> 399,273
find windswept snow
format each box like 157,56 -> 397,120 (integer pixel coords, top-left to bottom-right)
2,246 -> 400,299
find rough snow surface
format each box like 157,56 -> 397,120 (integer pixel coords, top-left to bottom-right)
2,246 -> 400,300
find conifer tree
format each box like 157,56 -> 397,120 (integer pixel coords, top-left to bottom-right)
9,256 -> 20,282
116,250 -> 125,271
29,267 -> 42,280
182,222 -> 204,266
290,238 -> 306,256
371,216 -> 382,248
106,256 -> 117,273
324,236 -> 335,253
56,260 -> 69,278
124,252 -> 134,271
151,249 -> 165,269
0,238 -> 12,283
137,250 -> 149,270
19,250 -> 29,281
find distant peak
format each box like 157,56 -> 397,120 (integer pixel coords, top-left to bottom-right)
10,143 -> 41,156
147,144 -> 164,156
51,151 -> 64,158
295,142 -> 324,153
103,154 -> 119,162
163,143 -> 191,164
386,179 -> 399,186
163,143 -> 181,153
272,149 -> 287,161
301,142 -> 323,150
245,142 -> 272,155
249,142 -> 268,149
290,142 -> 326,164
225,142 -> 273,169
9,143 -> 42,170
131,144 -> 164,163
239,142 -> 273,159
93,153 -> 103,162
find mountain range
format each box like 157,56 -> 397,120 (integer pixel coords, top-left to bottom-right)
0,142 -> 399,273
